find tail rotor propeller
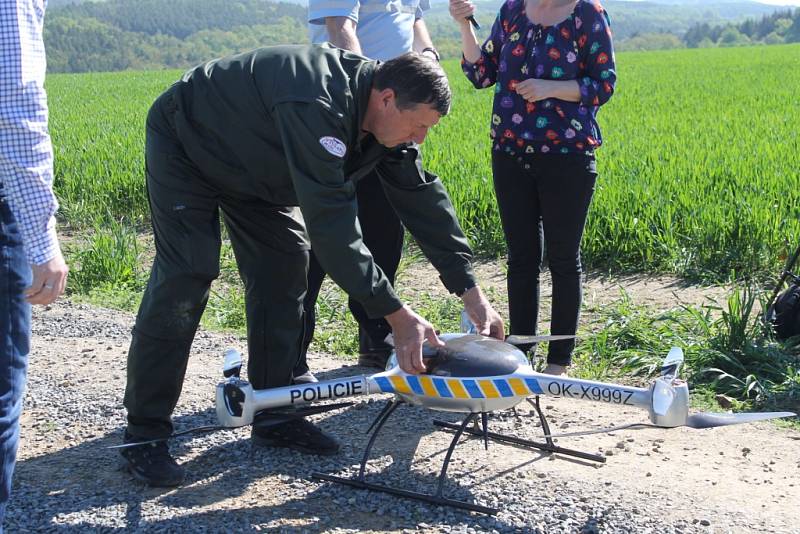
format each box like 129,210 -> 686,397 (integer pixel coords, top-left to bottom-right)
647,346 -> 794,429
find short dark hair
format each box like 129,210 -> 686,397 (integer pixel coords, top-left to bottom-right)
373,53 -> 451,116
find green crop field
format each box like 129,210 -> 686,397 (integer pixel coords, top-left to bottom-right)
43,43 -> 800,408
48,43 -> 800,288
425,44 -> 800,280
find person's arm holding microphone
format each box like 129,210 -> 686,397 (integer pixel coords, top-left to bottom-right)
449,0 -> 482,62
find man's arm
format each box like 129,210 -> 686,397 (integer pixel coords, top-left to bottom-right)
324,16 -> 363,55
376,148 -> 505,369
273,101 -> 402,318
0,0 -> 68,305
412,18 -> 436,57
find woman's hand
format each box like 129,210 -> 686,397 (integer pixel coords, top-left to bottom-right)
449,0 -> 476,27
515,79 -> 555,102
516,79 -> 581,103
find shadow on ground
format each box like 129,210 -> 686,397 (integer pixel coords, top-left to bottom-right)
9,365 -> 556,532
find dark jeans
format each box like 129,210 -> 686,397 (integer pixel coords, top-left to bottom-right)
294,171 -> 404,375
124,91 -> 310,440
492,150 -> 597,365
0,187 -> 31,526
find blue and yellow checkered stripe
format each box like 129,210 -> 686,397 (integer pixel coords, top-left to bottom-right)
373,375 -> 543,399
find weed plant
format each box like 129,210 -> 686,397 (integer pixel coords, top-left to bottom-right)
571,288 -> 800,412
68,217 -> 142,294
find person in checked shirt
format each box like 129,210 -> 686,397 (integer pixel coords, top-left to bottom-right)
0,0 -> 68,527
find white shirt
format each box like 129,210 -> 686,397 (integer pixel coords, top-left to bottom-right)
308,0 -> 430,61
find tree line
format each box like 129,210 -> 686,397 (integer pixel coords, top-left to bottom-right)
44,0 -> 309,72
683,9 -> 800,49
44,0 -> 800,72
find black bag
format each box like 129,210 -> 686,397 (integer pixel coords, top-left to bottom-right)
767,280 -> 800,340
766,241 -> 800,340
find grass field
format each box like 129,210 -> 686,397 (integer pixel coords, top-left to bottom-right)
425,44 -> 800,280
43,43 -> 800,409
48,43 -> 800,285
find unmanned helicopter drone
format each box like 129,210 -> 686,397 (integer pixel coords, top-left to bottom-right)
206,333 -> 795,514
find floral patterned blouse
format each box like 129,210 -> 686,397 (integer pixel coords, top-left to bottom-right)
462,0 -> 616,156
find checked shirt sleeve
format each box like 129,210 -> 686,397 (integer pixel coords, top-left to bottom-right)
576,0 -> 616,108
0,0 -> 59,265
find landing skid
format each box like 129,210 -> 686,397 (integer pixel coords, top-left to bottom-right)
311,399 -> 499,514
312,395 -> 603,515
434,396 -> 606,464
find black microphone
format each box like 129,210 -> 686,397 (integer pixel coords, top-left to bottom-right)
467,15 -> 481,30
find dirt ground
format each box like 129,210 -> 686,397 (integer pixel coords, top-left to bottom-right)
11,261 -> 800,533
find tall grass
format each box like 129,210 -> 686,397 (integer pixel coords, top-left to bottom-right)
69,217 -> 142,293
47,70 -> 179,228
571,287 -> 800,410
429,44 -> 800,280
44,42 -> 800,403
693,288 -> 800,407
48,45 -> 800,289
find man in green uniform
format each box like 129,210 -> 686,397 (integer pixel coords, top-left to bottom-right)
121,44 -> 504,487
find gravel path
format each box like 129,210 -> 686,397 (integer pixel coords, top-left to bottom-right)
9,298 -> 800,533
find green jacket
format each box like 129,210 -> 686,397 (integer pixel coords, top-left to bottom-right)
169,43 -> 475,318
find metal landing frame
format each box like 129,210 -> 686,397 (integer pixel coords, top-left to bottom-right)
311,395 -> 604,515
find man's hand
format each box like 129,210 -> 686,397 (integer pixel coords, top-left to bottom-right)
385,305 -> 444,374
25,248 -> 68,305
461,286 -> 505,340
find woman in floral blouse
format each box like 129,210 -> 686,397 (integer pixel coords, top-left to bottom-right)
450,0 -> 616,374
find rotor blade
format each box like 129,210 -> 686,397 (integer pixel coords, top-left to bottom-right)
106,425 -> 225,449
539,422 -> 660,439
684,411 -> 796,429
535,411 -> 797,438
650,378 -> 676,417
505,334 -> 577,345
660,347 -> 684,381
223,348 -> 243,378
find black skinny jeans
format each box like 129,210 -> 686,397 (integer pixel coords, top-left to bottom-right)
492,150 -> 597,365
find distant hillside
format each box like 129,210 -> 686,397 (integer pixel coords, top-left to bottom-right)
44,0 -> 309,72
425,0 -> 800,56
435,0 -> 783,37
43,0 -> 799,72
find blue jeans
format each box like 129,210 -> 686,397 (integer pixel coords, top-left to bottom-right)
0,188 -> 31,529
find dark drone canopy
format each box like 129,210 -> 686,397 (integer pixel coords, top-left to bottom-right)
423,335 -> 529,377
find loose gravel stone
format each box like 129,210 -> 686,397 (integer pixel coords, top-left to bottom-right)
6,299 -> 800,533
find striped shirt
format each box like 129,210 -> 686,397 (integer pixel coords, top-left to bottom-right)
0,0 -> 59,265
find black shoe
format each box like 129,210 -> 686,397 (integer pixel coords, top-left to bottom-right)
120,432 -> 184,487
251,418 -> 340,456
358,328 -> 393,369
357,350 -> 391,369
292,370 -> 319,384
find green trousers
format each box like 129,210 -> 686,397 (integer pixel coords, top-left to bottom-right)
124,90 -> 310,439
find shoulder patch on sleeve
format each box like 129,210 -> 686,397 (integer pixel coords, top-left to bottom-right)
319,136 -> 347,158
